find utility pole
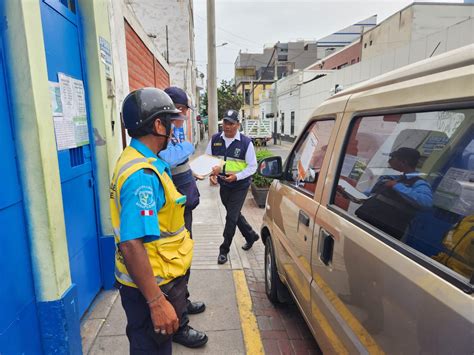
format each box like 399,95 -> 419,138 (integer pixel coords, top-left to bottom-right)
273,42 -> 280,144
207,0 -> 218,135
249,79 -> 254,119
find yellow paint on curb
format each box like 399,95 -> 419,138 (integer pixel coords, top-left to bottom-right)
233,270 -> 265,355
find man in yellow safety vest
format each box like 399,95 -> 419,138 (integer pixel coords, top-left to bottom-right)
110,88 -> 208,354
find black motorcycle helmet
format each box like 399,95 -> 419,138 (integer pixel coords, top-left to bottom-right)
122,87 -> 181,138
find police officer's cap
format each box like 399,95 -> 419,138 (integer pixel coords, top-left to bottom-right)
165,86 -> 195,111
122,87 -> 181,130
223,109 -> 240,124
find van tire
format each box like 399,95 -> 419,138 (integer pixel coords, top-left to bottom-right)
265,237 -> 287,304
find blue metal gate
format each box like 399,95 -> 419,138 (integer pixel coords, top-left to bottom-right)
0,37 -> 43,354
40,0 -> 101,316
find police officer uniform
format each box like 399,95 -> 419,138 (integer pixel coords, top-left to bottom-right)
110,88 -> 207,354
206,109 -> 260,264
158,87 -> 206,346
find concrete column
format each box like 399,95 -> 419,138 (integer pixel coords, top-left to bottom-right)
2,0 -> 71,304
207,0 -> 218,135
78,0 -> 124,289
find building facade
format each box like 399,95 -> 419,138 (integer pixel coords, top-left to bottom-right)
235,16 -> 376,121
263,3 -> 474,142
125,0 -> 201,144
108,1 -> 172,148
0,1 -> 171,353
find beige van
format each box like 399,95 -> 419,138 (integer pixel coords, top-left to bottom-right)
257,44 -> 473,354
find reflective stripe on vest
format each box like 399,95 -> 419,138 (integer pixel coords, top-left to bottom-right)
115,266 -> 164,285
171,161 -> 191,176
161,225 -> 185,238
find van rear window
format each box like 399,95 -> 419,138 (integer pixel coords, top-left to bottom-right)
333,109 -> 473,282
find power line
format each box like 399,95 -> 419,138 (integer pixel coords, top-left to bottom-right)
195,14 -> 262,48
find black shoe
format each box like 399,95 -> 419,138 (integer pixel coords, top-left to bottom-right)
173,325 -> 208,348
187,301 -> 206,315
217,254 -> 228,264
242,235 -> 260,251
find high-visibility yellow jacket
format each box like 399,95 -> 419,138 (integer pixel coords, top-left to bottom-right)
110,145 -> 193,287
433,215 -> 474,279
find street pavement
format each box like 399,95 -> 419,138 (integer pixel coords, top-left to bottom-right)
81,139 -> 320,354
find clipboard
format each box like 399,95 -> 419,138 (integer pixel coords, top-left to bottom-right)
189,154 -> 225,180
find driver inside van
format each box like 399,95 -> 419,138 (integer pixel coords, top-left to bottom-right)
342,147 -> 433,240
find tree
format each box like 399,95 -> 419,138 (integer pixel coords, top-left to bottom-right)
200,80 -> 243,120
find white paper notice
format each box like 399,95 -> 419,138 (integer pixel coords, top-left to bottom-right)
53,116 -> 76,150
298,132 -> 318,180
72,78 -> 87,116
434,167 -> 474,216
58,73 -> 75,117
55,73 -> 89,150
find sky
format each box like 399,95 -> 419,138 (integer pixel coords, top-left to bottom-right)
192,0 -> 463,82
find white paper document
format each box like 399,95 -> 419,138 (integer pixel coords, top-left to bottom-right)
53,73 -> 90,151
189,154 -> 225,179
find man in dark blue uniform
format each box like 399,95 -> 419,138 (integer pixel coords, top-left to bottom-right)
158,87 -> 206,347
206,109 -> 260,264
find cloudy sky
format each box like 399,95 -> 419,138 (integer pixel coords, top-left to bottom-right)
192,0 -> 463,82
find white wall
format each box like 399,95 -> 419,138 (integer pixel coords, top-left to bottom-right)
127,0 -> 201,143
362,4 -> 474,61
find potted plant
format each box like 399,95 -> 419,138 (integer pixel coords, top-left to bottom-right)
251,149 -> 275,208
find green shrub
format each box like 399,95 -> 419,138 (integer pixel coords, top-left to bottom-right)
253,149 -> 275,188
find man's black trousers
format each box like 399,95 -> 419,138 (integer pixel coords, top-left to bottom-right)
219,184 -> 259,255
117,276 -> 188,355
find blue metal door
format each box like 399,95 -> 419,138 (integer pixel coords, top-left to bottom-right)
40,0 -> 101,316
0,38 -> 43,353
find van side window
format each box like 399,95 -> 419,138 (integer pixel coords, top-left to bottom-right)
287,120 -> 334,195
333,110 -> 474,281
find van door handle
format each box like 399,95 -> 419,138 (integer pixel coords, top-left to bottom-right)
319,229 -> 334,266
298,210 -> 310,227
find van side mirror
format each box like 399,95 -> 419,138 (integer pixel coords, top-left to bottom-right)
257,156 -> 283,178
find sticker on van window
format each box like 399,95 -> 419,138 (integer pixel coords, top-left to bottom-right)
298,132 -> 318,180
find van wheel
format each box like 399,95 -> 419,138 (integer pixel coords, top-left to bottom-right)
265,237 -> 286,304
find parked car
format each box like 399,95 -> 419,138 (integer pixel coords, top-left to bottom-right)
257,44 -> 474,354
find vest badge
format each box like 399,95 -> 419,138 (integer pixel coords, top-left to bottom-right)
234,148 -> 241,157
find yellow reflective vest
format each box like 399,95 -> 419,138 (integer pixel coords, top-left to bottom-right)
433,215 -> 474,279
110,146 -> 193,287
